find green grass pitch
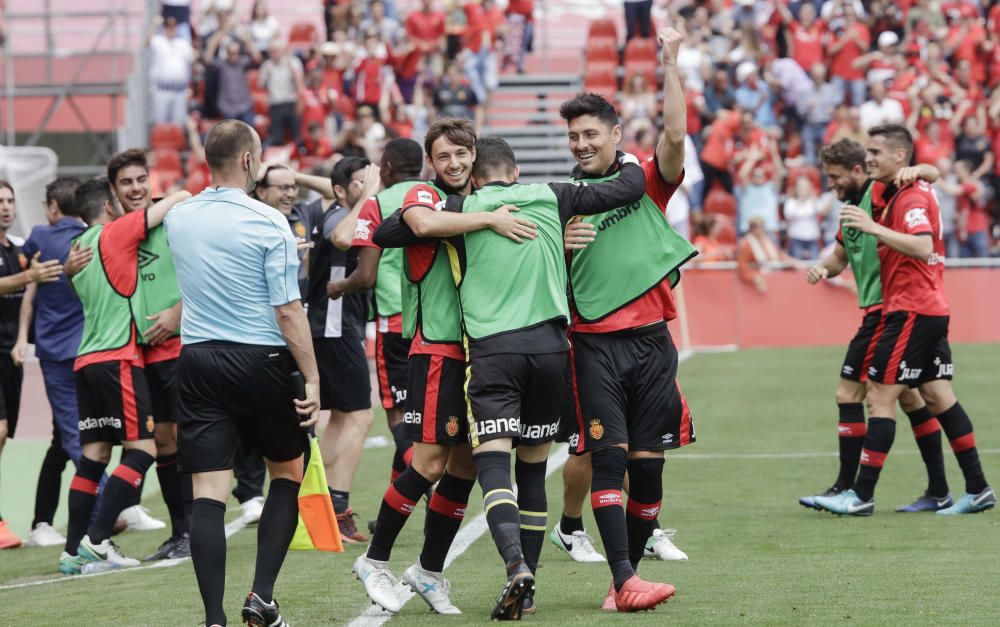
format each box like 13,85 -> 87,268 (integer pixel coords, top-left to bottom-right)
2,344 -> 998,625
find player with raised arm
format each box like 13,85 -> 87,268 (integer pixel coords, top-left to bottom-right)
553,27 -> 697,612
803,139 -> 953,513
815,125 -> 994,516
421,136 -> 646,619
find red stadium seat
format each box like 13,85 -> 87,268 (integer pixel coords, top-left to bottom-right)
583,67 -> 618,104
624,37 -> 658,75
252,91 -> 270,116
246,69 -> 262,93
184,167 -> 208,195
585,60 -> 618,77
704,189 -> 736,218
151,148 -> 182,176
588,18 -> 618,44
149,123 -> 185,151
587,40 -> 618,65
288,22 -> 319,50
713,213 -> 737,246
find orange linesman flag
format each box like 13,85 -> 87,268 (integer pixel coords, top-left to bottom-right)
290,437 -> 343,552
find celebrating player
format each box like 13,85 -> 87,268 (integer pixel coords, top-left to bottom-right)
815,125 -> 994,516
60,181 -> 190,574
357,118 -> 536,615
554,26 -> 696,612
803,139 -> 953,512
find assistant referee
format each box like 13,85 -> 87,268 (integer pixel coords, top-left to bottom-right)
164,119 -> 320,627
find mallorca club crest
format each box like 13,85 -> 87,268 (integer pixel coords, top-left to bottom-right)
446,416 -> 460,438
589,419 -> 604,441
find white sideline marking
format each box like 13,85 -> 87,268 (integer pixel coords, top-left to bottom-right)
347,445 -> 572,627
347,350 -> 697,625
0,513 -> 251,591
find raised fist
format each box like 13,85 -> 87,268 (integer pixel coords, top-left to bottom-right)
657,27 -> 683,66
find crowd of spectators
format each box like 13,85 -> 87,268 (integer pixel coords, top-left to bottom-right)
618,0 -> 1000,261
144,0 -> 534,191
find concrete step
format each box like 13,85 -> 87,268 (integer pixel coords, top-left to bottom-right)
486,111 -> 564,123
481,125 -> 567,138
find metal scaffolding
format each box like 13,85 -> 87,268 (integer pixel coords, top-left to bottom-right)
0,0 -> 151,174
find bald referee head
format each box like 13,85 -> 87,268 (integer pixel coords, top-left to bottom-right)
204,119 -> 263,194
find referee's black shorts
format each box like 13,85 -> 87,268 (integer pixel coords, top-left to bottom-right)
177,341 -> 308,473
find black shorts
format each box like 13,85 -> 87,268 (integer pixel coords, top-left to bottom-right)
375,332 -> 411,410
569,323 -> 696,454
314,337 -> 372,412
75,361 -> 155,445
867,312 -> 953,387
403,353 -> 468,445
146,358 -> 179,424
467,351 -> 568,448
841,308 -> 884,382
177,342 -> 308,473
0,353 -> 23,437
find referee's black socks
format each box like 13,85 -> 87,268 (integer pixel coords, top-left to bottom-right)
420,472 -> 475,573
156,452 -> 189,538
905,407 -> 949,497
625,456 -> 664,571
515,457 -> 547,574
65,456 -> 107,555
89,449 -> 155,544
190,497 -> 227,627
475,451 -> 525,572
252,478 -> 300,602
368,467 -> 433,562
590,446 -> 633,591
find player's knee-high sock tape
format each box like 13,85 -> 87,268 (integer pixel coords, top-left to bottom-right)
420,472 -> 475,572
936,402 -> 988,494
252,478 -> 300,602
590,446 -> 633,590
905,407 -> 949,497
190,498 -> 227,627
65,456 -> 107,554
625,457 -> 664,571
852,417 -> 895,502
515,457 -> 547,574
475,451 -> 525,571
367,467 -> 433,562
89,449 -> 155,543
156,452 -> 187,538
836,403 -> 866,491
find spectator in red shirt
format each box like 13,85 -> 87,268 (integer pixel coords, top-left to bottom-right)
405,0 -> 446,73
947,8 -> 990,85
913,120 -> 953,167
954,159 -> 990,258
827,3 -> 869,106
352,31 -> 386,110
302,121 -> 334,159
460,0 -> 500,106
387,33 -> 421,103
778,1 -> 825,72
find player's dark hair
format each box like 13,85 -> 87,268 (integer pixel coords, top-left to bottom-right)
75,178 -> 114,225
107,148 -> 148,186
0,179 -> 14,200
45,177 -> 81,217
424,117 -> 477,158
382,137 -> 423,179
331,156 -> 371,190
473,136 -> 517,180
204,119 -> 256,172
868,124 -> 914,162
820,139 -> 867,170
559,93 -> 620,128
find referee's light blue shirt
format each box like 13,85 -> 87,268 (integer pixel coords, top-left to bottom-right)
165,187 -> 301,346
